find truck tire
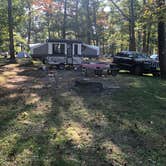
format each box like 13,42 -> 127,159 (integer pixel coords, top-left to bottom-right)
153,72 -> 160,77
133,65 -> 142,75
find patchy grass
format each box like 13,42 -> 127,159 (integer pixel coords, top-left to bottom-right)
0,59 -> 166,166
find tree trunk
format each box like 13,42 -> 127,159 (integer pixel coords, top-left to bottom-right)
102,36 -> 105,55
75,0 -> 79,39
27,1 -> 31,45
62,0 -> 67,39
92,1 -> 99,45
142,0 -> 147,53
157,0 -> 166,79
109,0 -> 136,50
142,26 -> 147,53
86,0 -> 91,44
146,24 -> 151,55
8,0 -> 15,60
129,0 -> 136,51
47,4 -> 52,39
47,14 -> 51,39
137,30 -> 141,52
158,22 -> 166,79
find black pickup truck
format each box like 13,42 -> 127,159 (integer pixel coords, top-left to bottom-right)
113,51 -> 160,76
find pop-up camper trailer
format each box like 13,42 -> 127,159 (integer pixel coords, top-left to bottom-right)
30,39 -> 99,66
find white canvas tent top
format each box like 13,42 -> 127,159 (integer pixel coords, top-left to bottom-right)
29,43 -> 45,53
29,43 -> 42,48
82,43 -> 100,57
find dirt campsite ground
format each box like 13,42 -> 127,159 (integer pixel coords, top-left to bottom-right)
0,59 -> 166,166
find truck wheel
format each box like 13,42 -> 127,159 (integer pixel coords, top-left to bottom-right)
133,66 -> 142,75
153,72 -> 160,77
59,63 -> 65,70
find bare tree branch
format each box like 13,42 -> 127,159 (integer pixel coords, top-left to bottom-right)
109,0 -> 130,21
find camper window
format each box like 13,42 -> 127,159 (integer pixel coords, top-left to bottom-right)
53,43 -> 65,55
74,44 -> 78,55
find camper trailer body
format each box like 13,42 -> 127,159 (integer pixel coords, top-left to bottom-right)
30,39 -> 99,66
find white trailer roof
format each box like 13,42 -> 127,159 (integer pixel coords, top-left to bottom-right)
29,43 -> 44,49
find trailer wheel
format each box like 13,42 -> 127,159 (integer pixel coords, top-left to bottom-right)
107,69 -> 111,75
59,63 -> 65,70
153,71 -> 160,77
111,70 -> 118,76
43,58 -> 48,64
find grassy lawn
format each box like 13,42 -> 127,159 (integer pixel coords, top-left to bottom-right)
0,58 -> 166,166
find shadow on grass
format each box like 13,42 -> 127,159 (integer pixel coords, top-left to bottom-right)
0,61 -> 166,165
0,63 -> 78,165
72,75 -> 166,165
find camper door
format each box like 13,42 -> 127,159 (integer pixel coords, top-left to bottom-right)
72,43 -> 82,64
66,43 -> 73,64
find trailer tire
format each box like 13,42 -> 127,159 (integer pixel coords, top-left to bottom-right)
43,58 -> 47,64
59,63 -> 65,70
107,69 -> 111,75
111,70 -> 118,76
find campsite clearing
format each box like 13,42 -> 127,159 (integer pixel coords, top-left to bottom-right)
0,59 -> 166,165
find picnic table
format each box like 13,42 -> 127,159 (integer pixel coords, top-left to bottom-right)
81,61 -> 119,76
